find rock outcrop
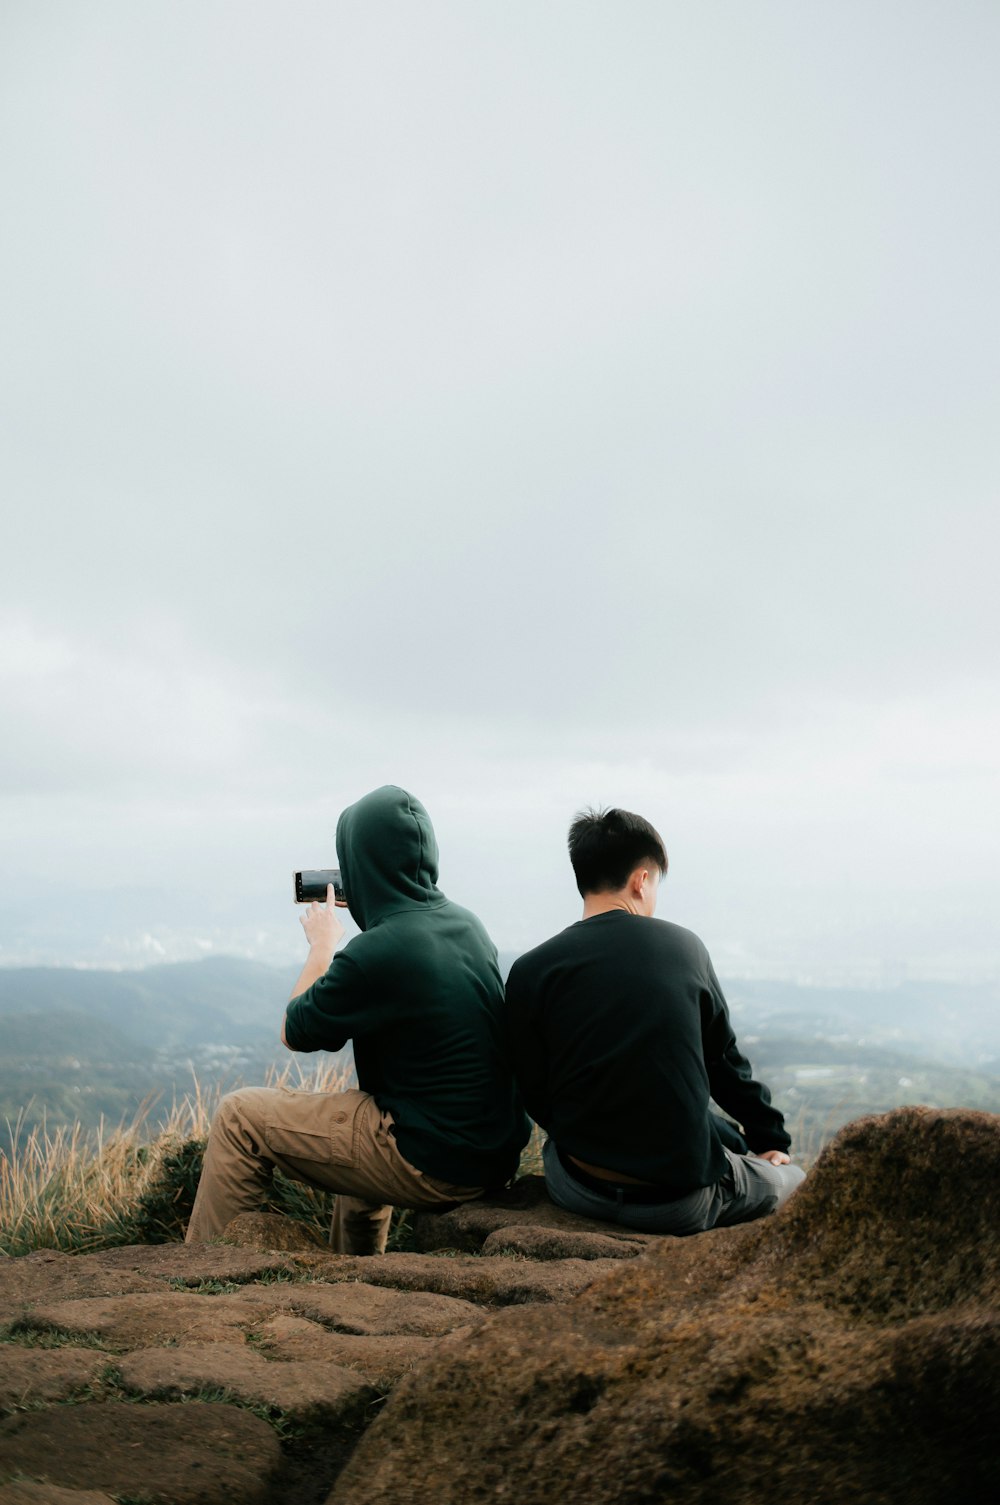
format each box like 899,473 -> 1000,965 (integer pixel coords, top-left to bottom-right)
1,1108 -> 996,1505
328,1108 -> 1000,1505
0,1189 -> 625,1502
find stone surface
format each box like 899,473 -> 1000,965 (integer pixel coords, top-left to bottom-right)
255,1313 -> 441,1387
301,1251 -> 627,1305
327,1108 -> 1000,1505
0,1171 -> 660,1503
6,1108 -> 992,1505
0,1348 -> 108,1412
94,1241 -> 303,1285
25,1291 -> 270,1349
0,1400 -> 281,1504
0,1243 -> 299,1316
246,1279 -> 484,1336
118,1340 -> 374,1423
220,1211 -> 329,1252
480,1224 -> 644,1260
0,1250 -> 164,1313
412,1175 -> 655,1253
0,1486 -> 116,1504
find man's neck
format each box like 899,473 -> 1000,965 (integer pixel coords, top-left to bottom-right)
581,894 -> 641,919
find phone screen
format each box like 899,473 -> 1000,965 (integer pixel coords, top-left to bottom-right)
294,869 -> 345,903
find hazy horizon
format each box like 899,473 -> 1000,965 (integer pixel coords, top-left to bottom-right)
0,915 -> 995,992
3,4 -> 998,986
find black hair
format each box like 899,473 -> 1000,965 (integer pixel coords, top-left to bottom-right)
567,806 -> 668,897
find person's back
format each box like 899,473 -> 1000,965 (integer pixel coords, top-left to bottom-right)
509,910 -> 777,1194
505,806 -> 805,1236
286,788 -> 526,1188
339,904 -> 522,1183
187,786 -> 528,1252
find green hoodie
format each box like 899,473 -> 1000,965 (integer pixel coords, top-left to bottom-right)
284,786 -> 529,1186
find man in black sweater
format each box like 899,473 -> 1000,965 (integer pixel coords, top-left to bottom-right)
504,807 -> 805,1234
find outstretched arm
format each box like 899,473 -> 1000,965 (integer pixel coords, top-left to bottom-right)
282,884 -> 346,1049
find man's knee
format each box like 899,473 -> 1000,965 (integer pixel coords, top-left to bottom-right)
752,1156 -> 806,1212
776,1161 -> 807,1205
213,1088 -> 249,1129
209,1087 -> 274,1145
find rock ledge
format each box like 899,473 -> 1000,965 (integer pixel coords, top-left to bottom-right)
2,1108 -> 996,1505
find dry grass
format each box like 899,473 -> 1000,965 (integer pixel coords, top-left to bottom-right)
785,1103 -> 845,1171
518,1120 -> 546,1177
0,1058 -> 354,1258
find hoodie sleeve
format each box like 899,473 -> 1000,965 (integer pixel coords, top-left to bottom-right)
284,951 -> 371,1052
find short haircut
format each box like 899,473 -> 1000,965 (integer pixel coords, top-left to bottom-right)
567,806 -> 668,897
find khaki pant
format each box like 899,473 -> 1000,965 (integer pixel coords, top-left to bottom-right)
185,1086 -> 485,1254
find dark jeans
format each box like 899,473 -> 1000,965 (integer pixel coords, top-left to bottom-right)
542,1136 -> 805,1236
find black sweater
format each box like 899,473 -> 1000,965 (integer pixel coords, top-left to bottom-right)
504,911 -> 790,1192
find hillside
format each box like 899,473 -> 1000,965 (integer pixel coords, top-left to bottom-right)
1,960 -> 998,1161
724,975 -> 1000,1068
0,959 -> 342,1154
0,957 -> 300,1049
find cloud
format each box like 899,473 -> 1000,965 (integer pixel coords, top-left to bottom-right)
0,2 -> 998,977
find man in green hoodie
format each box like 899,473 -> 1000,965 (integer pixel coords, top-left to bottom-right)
186,787 -> 529,1253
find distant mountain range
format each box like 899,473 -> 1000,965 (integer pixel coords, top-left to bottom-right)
721,975 -> 1000,1069
3,954 -> 998,1062
0,956 -> 299,1053
1,956 -> 996,1158
0,957 -> 308,1155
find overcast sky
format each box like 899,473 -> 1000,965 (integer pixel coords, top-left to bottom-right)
2,2 -> 998,983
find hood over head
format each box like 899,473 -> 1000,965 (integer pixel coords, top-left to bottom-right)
336,786 -> 444,931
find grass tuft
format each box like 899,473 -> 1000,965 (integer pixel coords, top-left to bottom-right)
176,1385 -> 308,1440
517,1120 -> 546,1177
0,1058 -> 353,1257
167,1277 -> 244,1294
2,1322 -> 108,1349
254,1266 -> 315,1285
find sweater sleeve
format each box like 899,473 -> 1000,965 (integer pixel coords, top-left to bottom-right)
284,951 -> 372,1053
503,961 -> 550,1130
699,959 -> 791,1153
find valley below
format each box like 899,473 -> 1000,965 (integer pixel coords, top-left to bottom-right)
1,957 -> 997,1161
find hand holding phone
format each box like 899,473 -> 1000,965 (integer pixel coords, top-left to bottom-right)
294,868 -> 347,905
300,884 -> 346,955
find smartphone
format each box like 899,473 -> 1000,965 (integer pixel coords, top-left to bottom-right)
294,868 -> 346,904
